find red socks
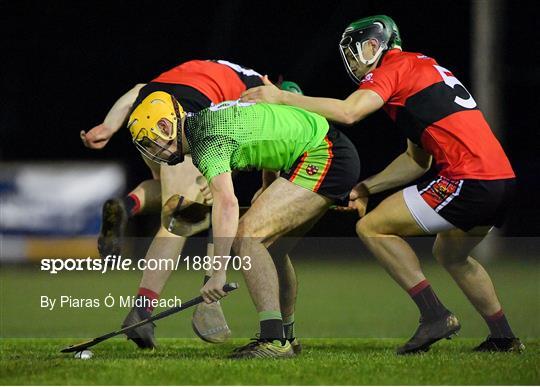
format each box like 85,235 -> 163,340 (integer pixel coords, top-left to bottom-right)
123,193 -> 141,216
484,309 -> 515,338
408,280 -> 450,321
136,287 -> 159,318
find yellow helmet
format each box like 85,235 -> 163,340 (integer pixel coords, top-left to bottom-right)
127,91 -> 186,165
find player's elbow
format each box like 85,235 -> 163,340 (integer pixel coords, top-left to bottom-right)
409,152 -> 432,173
416,154 -> 432,171
338,109 -> 364,126
214,194 -> 239,210
423,156 -> 433,171
339,90 -> 382,125
338,102 -> 371,125
339,114 -> 356,126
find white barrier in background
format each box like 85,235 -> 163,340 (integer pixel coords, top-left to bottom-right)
0,162 -> 125,261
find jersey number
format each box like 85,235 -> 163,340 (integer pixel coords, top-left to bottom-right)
433,65 -> 477,109
217,60 -> 262,77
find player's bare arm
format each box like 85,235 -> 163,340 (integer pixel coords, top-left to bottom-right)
354,140 -> 432,197
81,83 -> 146,149
340,15 -> 522,355
241,77 -> 384,125
201,172 -> 239,304
342,141 -> 431,215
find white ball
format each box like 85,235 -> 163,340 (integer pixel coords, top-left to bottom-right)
74,349 -> 93,359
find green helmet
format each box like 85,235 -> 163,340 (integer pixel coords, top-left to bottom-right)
339,15 -> 402,84
280,80 -> 303,95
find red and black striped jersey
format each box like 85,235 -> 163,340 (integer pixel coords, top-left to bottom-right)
359,49 -> 515,180
152,59 -> 263,104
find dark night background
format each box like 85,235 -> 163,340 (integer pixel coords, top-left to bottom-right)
2,0 -> 539,236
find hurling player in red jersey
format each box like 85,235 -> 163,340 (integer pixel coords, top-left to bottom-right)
80,60 -> 269,348
241,15 -> 523,354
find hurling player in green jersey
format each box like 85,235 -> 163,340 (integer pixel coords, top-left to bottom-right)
128,93 -> 360,358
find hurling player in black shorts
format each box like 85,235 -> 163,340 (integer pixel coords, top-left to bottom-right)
81,59 -> 304,351
242,15 -> 523,354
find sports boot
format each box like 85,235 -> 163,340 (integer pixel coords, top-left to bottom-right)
397,312 -> 460,355
98,199 -> 128,258
290,337 -> 302,354
473,335 -> 525,353
122,307 -> 156,349
229,339 -> 294,359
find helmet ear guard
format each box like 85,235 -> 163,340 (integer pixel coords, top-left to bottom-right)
355,37 -> 387,66
127,91 -> 186,165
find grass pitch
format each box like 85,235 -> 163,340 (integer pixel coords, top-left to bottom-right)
1,338 -> 539,385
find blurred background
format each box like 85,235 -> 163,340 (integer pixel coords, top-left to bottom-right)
1,0 -> 538,339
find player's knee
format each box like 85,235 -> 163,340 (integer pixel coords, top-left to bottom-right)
236,217 -> 266,240
236,218 -> 249,240
232,236 -> 245,257
232,235 -> 256,257
233,221 -> 247,255
432,243 -> 467,267
355,216 -> 378,240
233,220 -> 264,255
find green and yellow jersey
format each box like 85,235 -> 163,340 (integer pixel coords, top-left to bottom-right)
184,100 -> 329,182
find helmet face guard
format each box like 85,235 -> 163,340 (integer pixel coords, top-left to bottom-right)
339,15 -> 401,84
133,131 -> 183,165
128,92 -> 185,165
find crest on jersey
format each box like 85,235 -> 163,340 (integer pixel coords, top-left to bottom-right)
361,72 -> 374,83
306,165 -> 319,176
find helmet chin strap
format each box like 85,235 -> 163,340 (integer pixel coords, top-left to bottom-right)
356,41 -> 386,65
166,136 -> 184,165
168,95 -> 185,165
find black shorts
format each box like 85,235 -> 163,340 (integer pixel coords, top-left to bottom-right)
403,175 -> 516,232
281,125 -> 360,205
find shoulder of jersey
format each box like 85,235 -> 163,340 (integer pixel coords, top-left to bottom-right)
380,51 -> 437,73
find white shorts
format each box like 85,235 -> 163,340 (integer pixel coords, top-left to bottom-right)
403,175 -> 515,233
403,185 -> 454,234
